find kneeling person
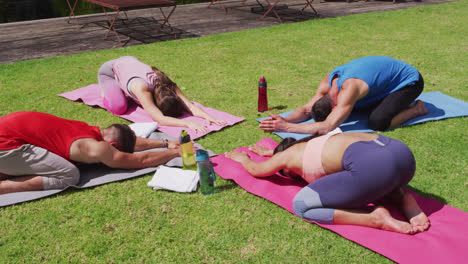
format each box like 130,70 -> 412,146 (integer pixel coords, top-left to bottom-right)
0,111 -> 180,194
226,133 -> 430,234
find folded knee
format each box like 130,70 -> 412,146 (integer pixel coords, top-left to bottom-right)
103,97 -> 128,115
43,166 -> 80,190
368,117 -> 390,131
293,187 -> 323,218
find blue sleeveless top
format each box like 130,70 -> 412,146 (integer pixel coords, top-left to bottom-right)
328,56 -> 420,108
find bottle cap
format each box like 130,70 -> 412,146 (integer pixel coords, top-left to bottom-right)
196,149 -> 209,162
179,130 -> 191,144
259,76 -> 267,87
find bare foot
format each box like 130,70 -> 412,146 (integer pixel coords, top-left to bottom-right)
409,212 -> 431,233
371,206 -> 414,234
402,192 -> 431,233
410,100 -> 429,116
390,100 -> 429,129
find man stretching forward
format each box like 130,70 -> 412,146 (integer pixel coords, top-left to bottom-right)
0,111 -> 180,194
260,56 -> 429,135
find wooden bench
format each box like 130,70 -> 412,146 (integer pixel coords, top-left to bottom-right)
67,0 -> 177,46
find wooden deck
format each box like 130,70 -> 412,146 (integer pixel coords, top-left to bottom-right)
0,0 -> 456,64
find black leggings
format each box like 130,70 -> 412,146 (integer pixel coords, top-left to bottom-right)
366,73 -> 424,131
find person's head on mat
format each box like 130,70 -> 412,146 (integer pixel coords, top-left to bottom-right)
225,132 -> 430,235
0,111 -> 181,195
100,124 -> 136,153
151,66 -> 188,118
98,56 -> 227,134
310,94 -> 333,122
272,137 -> 304,180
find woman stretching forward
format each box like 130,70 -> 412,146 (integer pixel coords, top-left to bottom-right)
225,133 -> 430,234
98,56 -> 226,133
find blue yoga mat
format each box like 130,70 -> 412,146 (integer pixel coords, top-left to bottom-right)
257,92 -> 468,140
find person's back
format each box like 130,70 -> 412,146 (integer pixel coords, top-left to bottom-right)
322,133 -> 378,173
0,112 -> 180,194
329,56 -> 420,108
0,111 -> 102,161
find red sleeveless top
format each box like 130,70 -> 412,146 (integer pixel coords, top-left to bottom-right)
0,112 -> 102,161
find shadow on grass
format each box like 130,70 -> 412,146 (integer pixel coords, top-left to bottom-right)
213,180 -> 239,193
406,185 -> 447,204
255,105 -> 289,118
270,105 -> 288,111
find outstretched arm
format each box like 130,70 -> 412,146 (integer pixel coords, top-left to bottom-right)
260,80 -> 358,135
134,137 -> 179,152
224,151 -> 286,177
73,140 -> 180,169
133,84 -> 207,133
259,73 -> 331,132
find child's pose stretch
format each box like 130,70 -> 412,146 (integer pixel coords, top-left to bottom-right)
98,56 -> 226,133
225,132 -> 430,234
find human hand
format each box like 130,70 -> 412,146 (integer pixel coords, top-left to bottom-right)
259,114 -> 290,132
225,151 -> 250,163
167,140 -> 179,149
206,116 -> 227,126
248,145 -> 274,157
187,121 -> 208,133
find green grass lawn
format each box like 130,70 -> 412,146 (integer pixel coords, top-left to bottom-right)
1,1 -> 467,263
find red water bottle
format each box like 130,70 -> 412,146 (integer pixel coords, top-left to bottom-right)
258,76 -> 268,112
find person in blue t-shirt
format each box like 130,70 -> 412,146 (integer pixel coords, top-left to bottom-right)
260,56 -> 428,135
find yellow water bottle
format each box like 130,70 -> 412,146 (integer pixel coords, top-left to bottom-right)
179,130 -> 197,170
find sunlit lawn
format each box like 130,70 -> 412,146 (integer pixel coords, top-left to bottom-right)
0,1 -> 467,263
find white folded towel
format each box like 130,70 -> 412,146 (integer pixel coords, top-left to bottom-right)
148,166 -> 199,193
129,122 -> 158,138
328,127 -> 342,135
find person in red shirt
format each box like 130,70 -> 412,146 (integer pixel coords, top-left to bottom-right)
0,111 -> 180,194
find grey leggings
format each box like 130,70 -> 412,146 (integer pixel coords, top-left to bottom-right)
0,144 -> 80,190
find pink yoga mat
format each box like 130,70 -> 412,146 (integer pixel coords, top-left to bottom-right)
211,138 -> 468,264
59,84 -> 245,140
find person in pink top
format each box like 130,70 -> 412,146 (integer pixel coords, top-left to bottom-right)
225,132 -> 430,234
0,111 -> 181,195
98,56 -> 226,133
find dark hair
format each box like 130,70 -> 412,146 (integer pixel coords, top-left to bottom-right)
273,135 -> 317,177
273,137 -> 297,155
108,124 -> 136,153
152,66 -> 188,117
311,94 -> 333,122
273,135 -> 317,154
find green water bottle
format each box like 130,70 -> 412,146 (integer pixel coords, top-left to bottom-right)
196,149 -> 216,195
179,130 -> 197,170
